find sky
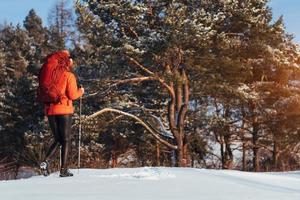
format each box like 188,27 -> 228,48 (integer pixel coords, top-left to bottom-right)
0,0 -> 299,43
269,0 -> 300,44
0,0 -> 55,26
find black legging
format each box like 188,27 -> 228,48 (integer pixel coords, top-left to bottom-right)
45,115 -> 72,169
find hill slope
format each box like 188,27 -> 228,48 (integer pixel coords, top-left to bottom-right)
1,167 -> 300,200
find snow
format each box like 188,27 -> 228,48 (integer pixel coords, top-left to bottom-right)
1,167 -> 300,200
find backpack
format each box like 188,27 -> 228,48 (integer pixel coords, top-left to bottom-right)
37,53 -> 65,104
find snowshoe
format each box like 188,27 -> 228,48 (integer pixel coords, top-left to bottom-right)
40,161 -> 50,176
59,168 -> 73,177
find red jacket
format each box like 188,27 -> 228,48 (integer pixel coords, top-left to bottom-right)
45,71 -> 83,115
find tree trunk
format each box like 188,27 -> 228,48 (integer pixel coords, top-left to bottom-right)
220,139 -> 225,169
177,147 -> 184,167
224,133 -> 233,169
241,107 -> 247,171
223,108 -> 233,169
183,142 -> 190,166
178,70 -> 189,167
242,141 -> 247,171
250,102 -> 260,172
167,66 -> 190,167
111,151 -> 117,168
252,122 -> 259,172
156,142 -> 160,166
273,141 -> 279,171
176,142 -> 189,167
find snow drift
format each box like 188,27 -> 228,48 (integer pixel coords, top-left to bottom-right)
1,167 -> 300,200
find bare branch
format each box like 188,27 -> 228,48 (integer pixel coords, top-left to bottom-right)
147,114 -> 174,139
125,56 -> 174,94
125,56 -> 155,75
84,108 -> 178,150
82,77 -> 156,99
116,76 -> 157,85
106,115 -> 126,125
80,56 -> 174,98
127,26 -> 139,38
157,79 -> 175,95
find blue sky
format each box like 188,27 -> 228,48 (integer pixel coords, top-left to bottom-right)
0,0 -> 55,26
269,0 -> 300,43
0,0 -> 299,43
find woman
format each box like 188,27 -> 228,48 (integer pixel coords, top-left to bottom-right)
40,50 -> 84,177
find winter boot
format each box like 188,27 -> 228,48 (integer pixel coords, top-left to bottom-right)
40,161 -> 50,176
59,168 -> 73,177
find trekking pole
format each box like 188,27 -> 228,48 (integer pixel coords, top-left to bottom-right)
78,94 -> 82,173
60,146 -> 62,168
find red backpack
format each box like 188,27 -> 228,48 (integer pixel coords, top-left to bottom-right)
37,51 -> 69,103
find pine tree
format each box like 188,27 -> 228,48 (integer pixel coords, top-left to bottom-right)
76,0 -> 214,166
0,22 -> 47,166
24,9 -> 49,75
48,0 -> 75,50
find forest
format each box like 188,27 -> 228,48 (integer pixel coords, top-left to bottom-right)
1,0 -> 300,176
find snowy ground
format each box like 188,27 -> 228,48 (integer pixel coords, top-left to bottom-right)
1,167 -> 300,200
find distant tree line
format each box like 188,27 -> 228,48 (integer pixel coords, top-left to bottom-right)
1,0 -> 300,172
